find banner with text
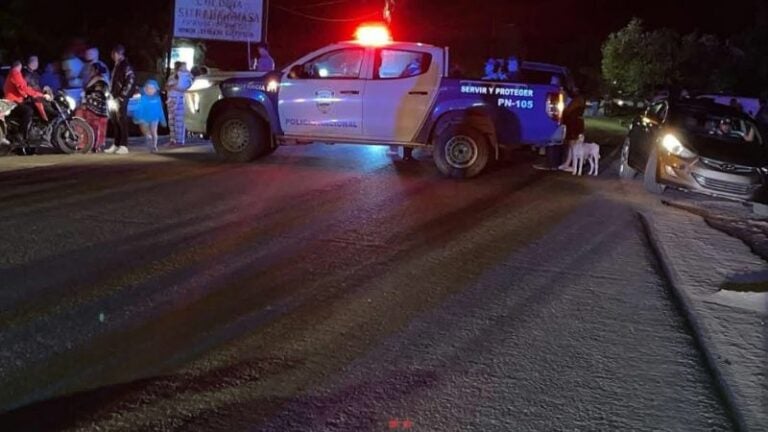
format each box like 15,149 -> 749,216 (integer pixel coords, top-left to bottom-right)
174,0 -> 264,43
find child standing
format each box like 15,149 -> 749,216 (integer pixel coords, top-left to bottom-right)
132,80 -> 166,152
78,63 -> 110,152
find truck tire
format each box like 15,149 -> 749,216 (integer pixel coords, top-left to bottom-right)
643,147 -> 666,194
433,124 -> 490,179
212,109 -> 270,162
619,137 -> 637,180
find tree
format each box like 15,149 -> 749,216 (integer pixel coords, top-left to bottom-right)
602,18 -> 744,98
602,19 -> 680,98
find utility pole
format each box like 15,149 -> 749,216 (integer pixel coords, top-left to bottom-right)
167,0 -> 175,80
384,0 -> 395,24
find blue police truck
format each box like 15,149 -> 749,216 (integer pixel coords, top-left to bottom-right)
185,35 -> 566,179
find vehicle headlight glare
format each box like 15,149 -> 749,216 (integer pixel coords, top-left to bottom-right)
188,78 -> 214,92
662,134 -> 695,159
65,96 -> 77,111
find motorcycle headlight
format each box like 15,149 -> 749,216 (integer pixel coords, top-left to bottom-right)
661,134 -> 696,159
65,96 -> 77,111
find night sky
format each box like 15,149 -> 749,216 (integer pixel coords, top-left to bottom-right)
267,0 -> 763,74
0,0 -> 763,74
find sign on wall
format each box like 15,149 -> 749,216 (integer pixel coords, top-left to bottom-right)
174,0 -> 265,43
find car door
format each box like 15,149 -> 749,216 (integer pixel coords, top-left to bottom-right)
279,47 -> 368,139
628,102 -> 666,168
363,48 -> 440,143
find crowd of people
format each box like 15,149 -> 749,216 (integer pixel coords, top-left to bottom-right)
2,44 -> 200,154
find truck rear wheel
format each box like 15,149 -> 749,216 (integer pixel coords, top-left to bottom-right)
433,124 -> 490,179
212,109 -> 271,162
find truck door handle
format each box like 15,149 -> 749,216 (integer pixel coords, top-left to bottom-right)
340,90 -> 359,95
409,91 -> 429,95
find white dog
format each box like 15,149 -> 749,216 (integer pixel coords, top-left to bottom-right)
572,141 -> 601,176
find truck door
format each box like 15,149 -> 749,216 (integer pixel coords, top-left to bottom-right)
363,48 -> 440,143
279,48 -> 368,139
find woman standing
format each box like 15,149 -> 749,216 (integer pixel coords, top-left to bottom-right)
78,63 -> 110,152
166,61 -> 192,147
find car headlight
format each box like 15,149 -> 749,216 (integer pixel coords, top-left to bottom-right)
188,78 -> 215,92
65,96 -> 77,111
661,134 -> 696,159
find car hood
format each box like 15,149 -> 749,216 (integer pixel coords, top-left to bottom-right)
684,134 -> 768,167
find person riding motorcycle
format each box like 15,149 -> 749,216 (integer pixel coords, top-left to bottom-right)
3,61 -> 51,139
22,55 -> 43,92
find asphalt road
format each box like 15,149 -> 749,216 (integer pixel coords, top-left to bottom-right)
0,144 -> 734,431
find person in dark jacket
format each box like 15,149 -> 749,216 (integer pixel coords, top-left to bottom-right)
22,55 -> 42,92
77,63 -> 110,152
106,45 -> 136,154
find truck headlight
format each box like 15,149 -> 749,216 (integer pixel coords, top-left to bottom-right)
189,78 -> 214,92
662,134 -> 696,159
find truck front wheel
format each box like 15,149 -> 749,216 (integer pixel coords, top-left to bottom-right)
433,124 -> 490,179
212,109 -> 272,162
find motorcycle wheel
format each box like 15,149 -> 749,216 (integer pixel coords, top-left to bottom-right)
54,118 -> 94,154
0,124 -> 10,156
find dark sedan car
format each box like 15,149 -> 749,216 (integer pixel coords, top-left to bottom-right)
620,99 -> 767,201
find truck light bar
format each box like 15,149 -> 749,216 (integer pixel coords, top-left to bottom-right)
355,23 -> 392,46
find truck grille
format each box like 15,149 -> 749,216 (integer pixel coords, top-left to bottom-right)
691,173 -> 754,196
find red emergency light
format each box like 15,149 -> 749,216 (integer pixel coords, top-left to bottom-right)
354,23 -> 392,46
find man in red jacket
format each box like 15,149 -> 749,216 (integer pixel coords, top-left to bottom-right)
3,61 -> 50,139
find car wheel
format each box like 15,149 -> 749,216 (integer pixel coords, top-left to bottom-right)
619,137 -> 637,180
643,147 -> 666,194
212,109 -> 270,162
433,124 -> 490,179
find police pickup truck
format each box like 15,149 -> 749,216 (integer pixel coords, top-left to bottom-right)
185,32 -> 565,178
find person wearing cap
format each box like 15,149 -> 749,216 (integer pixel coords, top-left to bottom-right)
251,43 -> 275,72
714,117 -> 756,142
78,62 -> 111,152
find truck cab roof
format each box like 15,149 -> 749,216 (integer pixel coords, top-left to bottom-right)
334,40 -> 440,50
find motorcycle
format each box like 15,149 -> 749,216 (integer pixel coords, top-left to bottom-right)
1,90 -> 94,156
0,99 -> 14,156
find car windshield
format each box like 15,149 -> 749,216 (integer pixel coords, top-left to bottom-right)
678,110 -> 763,145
